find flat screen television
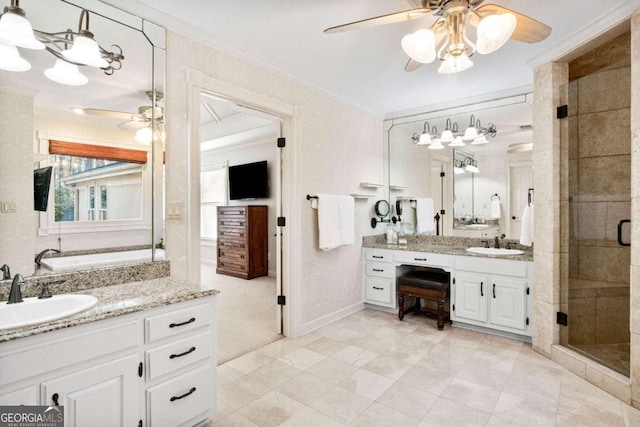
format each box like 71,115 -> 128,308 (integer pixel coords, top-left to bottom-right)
34,166 -> 53,212
228,160 -> 269,200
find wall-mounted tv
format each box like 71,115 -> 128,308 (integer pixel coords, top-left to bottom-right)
34,166 -> 53,212
229,160 -> 269,200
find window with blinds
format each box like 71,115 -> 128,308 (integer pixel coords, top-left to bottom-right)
201,167 -> 227,239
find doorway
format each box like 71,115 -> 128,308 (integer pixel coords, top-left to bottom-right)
507,162 -> 533,240
199,91 -> 284,364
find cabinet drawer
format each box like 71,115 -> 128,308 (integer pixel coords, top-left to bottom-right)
218,240 -> 247,250
218,248 -> 247,260
394,251 -> 452,268
364,249 -> 393,262
365,262 -> 394,278
147,332 -> 212,380
218,207 -> 246,216
147,364 -> 214,427
456,257 -> 528,277
218,219 -> 247,228
365,278 -> 394,306
0,385 -> 38,406
218,229 -> 247,239
217,258 -> 248,272
146,302 -> 211,343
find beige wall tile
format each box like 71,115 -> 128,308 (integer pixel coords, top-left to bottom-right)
551,345 -> 586,378
578,155 -> 631,199
568,296 -> 596,345
606,202 -> 631,242
595,296 -> 630,344
578,245 -> 630,284
585,362 -> 631,403
576,202 -> 607,240
578,109 -> 631,158
630,265 -> 640,334
578,67 -> 631,114
532,300 -> 556,355
632,333 -> 640,405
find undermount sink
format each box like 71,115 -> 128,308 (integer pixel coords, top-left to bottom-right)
0,294 -> 98,330
466,247 -> 525,256
463,224 -> 490,230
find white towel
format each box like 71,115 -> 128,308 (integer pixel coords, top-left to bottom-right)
415,198 -> 434,235
520,203 -> 534,246
317,194 -> 355,251
491,199 -> 502,219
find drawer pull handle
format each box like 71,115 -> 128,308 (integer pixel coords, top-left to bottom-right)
170,346 -> 196,359
480,282 -> 483,297
169,317 -> 196,328
372,255 -> 383,259
170,387 -> 196,402
414,257 -> 427,261
493,284 -> 496,299
373,268 -> 384,272
373,286 -> 384,290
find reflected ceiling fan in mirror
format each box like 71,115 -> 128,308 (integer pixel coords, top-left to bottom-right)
74,91 -> 164,144
324,0 -> 551,74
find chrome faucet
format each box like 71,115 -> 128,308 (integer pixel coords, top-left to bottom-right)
8,274 -> 24,304
494,236 -> 500,249
0,264 -> 10,280
35,248 -> 61,269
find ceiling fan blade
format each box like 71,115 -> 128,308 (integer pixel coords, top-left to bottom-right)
118,119 -> 147,130
81,108 -> 136,121
404,58 -> 422,72
324,8 -> 434,34
471,4 -> 551,43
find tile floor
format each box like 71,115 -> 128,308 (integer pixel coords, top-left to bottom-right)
206,309 -> 640,426
202,264 -> 280,364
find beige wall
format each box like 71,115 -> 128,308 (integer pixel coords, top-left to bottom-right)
164,32 -> 384,335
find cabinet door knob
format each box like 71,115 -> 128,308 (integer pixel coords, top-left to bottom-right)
52,393 -> 59,406
512,216 -> 517,220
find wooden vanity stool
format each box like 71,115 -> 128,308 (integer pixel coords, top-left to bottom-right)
397,269 -> 450,330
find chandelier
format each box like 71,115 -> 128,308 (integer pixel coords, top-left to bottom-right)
0,0 -> 124,85
411,114 -> 496,149
401,0 -> 515,74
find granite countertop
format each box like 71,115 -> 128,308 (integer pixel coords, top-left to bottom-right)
362,235 -> 534,262
0,277 -> 219,343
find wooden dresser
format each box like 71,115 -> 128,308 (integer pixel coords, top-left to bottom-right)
216,205 -> 268,279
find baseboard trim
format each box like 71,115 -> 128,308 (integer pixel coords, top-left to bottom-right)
297,302 -> 365,337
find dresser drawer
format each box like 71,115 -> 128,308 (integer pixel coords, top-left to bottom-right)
218,229 -> 248,239
394,251 -> 452,268
218,207 -> 247,217
365,278 -> 394,306
145,302 -> 211,343
365,262 -> 394,278
217,258 -> 248,271
147,364 -> 214,427
218,218 -> 247,228
218,240 -> 247,250
146,331 -> 212,381
218,248 -> 247,259
364,249 -> 393,262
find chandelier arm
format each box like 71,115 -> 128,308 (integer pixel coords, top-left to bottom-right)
78,9 -> 90,33
462,14 -> 475,56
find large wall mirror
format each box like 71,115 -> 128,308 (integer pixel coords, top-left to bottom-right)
385,94 -> 534,239
0,0 -> 165,276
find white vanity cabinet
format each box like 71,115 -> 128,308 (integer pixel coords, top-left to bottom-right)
452,256 -> 531,337
363,249 -> 395,309
0,295 -> 217,427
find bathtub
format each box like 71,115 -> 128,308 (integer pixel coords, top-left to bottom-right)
40,249 -> 165,272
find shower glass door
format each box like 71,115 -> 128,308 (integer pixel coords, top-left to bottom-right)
563,55 -> 631,376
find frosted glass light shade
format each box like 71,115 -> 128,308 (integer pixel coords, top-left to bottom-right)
44,59 -> 88,86
417,132 -> 432,145
448,136 -> 465,147
438,52 -> 473,74
476,13 -> 516,54
0,11 -> 44,50
471,135 -> 489,145
62,34 -> 108,68
465,163 -> 479,173
135,127 -> 153,145
401,29 -> 436,64
440,129 -> 453,143
428,141 -> 444,150
462,126 -> 478,141
0,41 -> 30,71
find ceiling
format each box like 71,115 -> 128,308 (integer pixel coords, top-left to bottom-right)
103,0 -> 639,118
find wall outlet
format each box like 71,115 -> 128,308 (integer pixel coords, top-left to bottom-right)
0,201 -> 16,213
166,201 -> 183,220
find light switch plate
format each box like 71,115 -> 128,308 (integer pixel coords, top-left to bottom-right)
0,201 -> 16,213
166,201 -> 183,219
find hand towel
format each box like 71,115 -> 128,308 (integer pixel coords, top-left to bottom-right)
416,198 -> 434,235
317,194 -> 355,251
520,203 -> 534,246
491,199 -> 502,219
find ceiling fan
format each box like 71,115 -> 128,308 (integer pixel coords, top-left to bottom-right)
77,90 -> 164,130
324,0 -> 551,74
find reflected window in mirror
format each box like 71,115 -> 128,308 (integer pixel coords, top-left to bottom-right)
53,154 -> 143,222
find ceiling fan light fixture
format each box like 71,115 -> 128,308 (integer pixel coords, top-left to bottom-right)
44,59 -> 88,86
62,31 -> 109,68
0,40 -> 30,71
437,52 -> 473,74
135,126 -> 153,145
476,12 -> 516,54
0,6 -> 44,50
401,28 -> 436,63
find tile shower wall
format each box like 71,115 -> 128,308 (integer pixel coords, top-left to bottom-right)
568,66 -> 631,349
